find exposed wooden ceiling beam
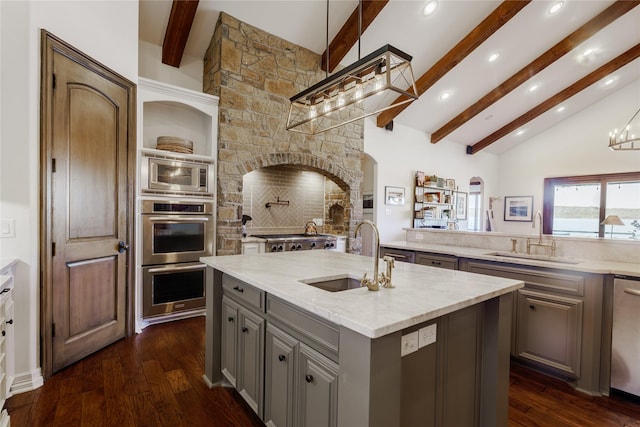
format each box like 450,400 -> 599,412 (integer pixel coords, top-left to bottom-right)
467,43 -> 640,155
431,0 -> 640,144
321,0 -> 389,73
375,0 -> 531,129
162,0 -> 199,68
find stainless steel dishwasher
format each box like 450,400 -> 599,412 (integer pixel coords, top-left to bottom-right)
611,276 -> 640,398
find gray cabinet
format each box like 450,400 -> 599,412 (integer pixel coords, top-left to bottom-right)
415,252 -> 458,270
459,259 -> 603,393
298,344 -> 338,427
380,247 -> 415,263
516,289 -> 582,377
221,288 -> 266,418
264,323 -> 338,427
265,324 -> 298,427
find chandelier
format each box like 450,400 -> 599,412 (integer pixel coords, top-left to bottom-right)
286,1 -> 418,135
608,107 -> 640,150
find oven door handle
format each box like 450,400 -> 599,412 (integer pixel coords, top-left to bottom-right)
147,216 -> 210,222
148,264 -> 206,273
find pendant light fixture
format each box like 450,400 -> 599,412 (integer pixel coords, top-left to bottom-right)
608,106 -> 640,150
286,0 -> 418,134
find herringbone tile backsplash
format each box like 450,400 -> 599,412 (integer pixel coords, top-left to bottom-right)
243,166 -> 342,234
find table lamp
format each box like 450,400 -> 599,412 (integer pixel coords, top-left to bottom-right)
601,215 -> 624,238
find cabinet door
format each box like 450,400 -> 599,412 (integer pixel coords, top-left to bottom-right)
298,344 -> 338,427
221,296 -> 239,386
238,307 -> 265,417
242,242 -> 264,255
264,324 -> 298,427
516,290 -> 583,377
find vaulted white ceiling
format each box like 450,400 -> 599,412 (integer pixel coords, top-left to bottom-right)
139,0 -> 640,155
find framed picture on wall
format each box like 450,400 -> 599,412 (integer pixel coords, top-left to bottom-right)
456,192 -> 467,220
385,186 -> 405,205
504,196 -> 534,222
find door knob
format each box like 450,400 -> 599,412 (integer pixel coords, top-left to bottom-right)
118,241 -> 130,253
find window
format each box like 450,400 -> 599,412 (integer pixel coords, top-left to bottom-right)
467,177 -> 483,231
543,172 -> 640,239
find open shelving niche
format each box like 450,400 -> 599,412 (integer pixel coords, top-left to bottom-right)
413,171 -> 459,229
135,77 -> 220,332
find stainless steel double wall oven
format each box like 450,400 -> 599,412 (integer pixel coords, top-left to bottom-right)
141,199 -> 213,318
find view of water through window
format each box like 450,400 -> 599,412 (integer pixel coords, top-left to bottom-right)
552,181 -> 640,239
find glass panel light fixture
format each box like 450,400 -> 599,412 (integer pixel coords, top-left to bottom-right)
286,44 -> 418,134
608,106 -> 640,150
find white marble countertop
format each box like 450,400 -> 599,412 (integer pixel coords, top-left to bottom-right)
380,241 -> 640,276
201,251 -> 522,339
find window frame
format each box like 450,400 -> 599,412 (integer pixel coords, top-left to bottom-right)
543,172 -> 640,237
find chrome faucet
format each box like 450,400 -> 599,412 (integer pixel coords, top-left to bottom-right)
527,210 -> 556,256
355,220 -> 382,291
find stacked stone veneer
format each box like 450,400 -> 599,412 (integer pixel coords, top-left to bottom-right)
204,12 -> 364,255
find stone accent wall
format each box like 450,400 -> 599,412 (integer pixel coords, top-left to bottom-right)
204,12 -> 364,255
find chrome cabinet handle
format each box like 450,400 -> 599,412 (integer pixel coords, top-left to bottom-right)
233,286 -> 244,293
241,327 -> 248,333
227,316 -> 234,322
278,354 -> 286,362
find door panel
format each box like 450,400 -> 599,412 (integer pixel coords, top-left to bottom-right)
42,31 -> 134,374
68,85 -> 118,239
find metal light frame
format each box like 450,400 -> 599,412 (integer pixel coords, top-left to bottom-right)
286,44 -> 418,134
608,107 -> 640,151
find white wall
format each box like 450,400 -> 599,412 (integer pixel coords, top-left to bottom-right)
139,39 -> 203,91
364,118 -> 500,243
496,79 -> 640,234
0,0 -> 138,391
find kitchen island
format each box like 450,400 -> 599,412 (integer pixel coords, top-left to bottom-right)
201,251 -> 523,427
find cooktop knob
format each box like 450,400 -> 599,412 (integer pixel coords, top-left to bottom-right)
296,244 -> 302,250
290,244 -> 297,251
310,242 -> 317,248
271,245 -> 278,252
277,245 -> 284,252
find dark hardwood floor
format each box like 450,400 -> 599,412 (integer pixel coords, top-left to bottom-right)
6,316 -> 640,426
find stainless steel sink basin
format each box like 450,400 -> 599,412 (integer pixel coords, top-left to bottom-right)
484,251 -> 581,264
298,274 -> 363,292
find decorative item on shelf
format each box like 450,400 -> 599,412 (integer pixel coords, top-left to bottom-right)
601,215 -> 625,238
156,136 -> 194,154
416,171 -> 425,186
456,192 -> 468,220
286,0 -> 417,135
608,106 -> 639,151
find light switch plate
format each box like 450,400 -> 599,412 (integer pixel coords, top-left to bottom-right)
401,331 -> 419,357
0,219 -> 15,238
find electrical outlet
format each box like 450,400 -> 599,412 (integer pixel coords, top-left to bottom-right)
401,331 -> 419,357
418,324 -> 437,348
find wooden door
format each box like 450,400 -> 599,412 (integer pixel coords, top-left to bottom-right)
41,31 -> 135,375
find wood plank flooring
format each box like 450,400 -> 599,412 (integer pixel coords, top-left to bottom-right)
5,316 -> 640,426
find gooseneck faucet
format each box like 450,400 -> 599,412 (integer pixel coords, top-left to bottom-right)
527,210 -> 556,256
355,220 -> 381,291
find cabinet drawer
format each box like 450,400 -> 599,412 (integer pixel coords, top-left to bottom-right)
222,274 -> 265,312
380,247 -> 415,263
415,253 -> 458,270
462,261 -> 585,297
267,296 -> 339,361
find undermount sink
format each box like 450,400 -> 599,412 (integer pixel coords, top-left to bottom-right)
485,251 -> 582,265
298,274 -> 363,292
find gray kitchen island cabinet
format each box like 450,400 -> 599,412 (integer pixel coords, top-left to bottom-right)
202,251 -> 523,427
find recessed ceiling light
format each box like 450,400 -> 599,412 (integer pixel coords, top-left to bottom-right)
548,1 -> 564,15
557,106 -> 565,113
515,129 -> 526,136
528,84 -> 539,92
439,91 -> 451,100
423,1 -> 438,16
488,53 -> 500,63
583,48 -> 594,57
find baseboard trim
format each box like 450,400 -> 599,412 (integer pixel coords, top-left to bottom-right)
10,368 -> 44,395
